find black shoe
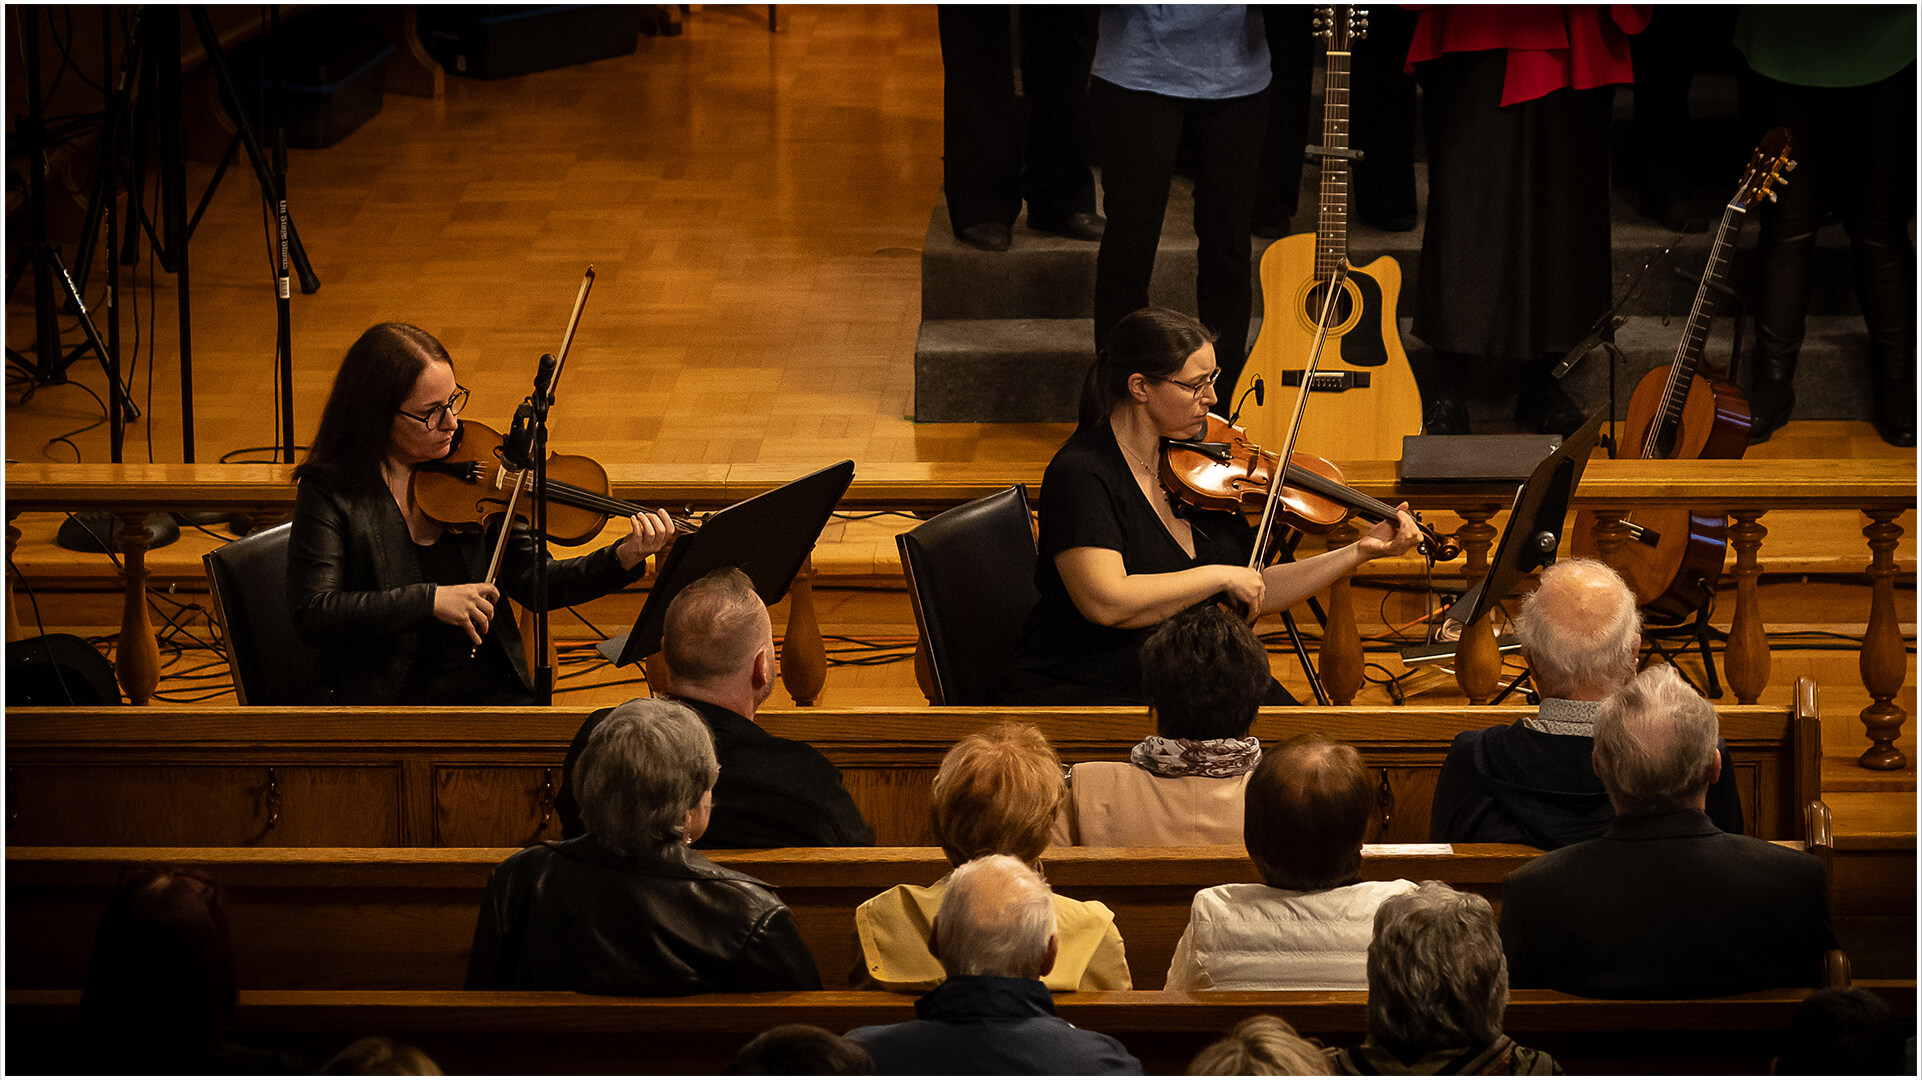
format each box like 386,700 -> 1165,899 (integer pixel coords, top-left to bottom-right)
1874,382 -> 1917,447
1423,394 -> 1470,436
956,222 -> 1012,252
1514,377 -> 1586,437
1746,376 -> 1794,445
1027,211 -> 1104,242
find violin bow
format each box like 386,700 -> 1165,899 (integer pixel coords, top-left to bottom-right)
480,267 -> 597,588
1247,258 -> 1349,575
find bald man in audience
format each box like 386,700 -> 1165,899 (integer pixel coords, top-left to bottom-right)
1499,665 -> 1836,998
1430,558 -> 1743,849
558,567 -> 873,848
846,855 -> 1143,1075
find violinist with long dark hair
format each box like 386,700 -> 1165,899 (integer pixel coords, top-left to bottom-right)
289,323 -> 675,705
1003,307 -> 1422,706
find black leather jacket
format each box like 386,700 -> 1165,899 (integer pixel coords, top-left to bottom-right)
288,470 -> 643,704
465,834 -> 821,995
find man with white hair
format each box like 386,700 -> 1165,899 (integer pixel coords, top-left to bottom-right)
1498,665 -> 1835,998
1430,558 -> 1743,848
557,567 -> 873,848
846,855 -> 1143,1074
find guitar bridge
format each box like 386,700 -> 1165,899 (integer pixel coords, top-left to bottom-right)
1282,370 -> 1372,392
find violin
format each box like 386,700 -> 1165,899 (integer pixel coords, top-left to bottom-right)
1159,414 -> 1458,561
413,418 -> 698,544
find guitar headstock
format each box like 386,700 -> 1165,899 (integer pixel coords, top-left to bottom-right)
1734,127 -> 1795,209
1312,6 -> 1368,49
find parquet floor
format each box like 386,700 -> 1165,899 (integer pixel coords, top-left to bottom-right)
5,6 -> 1915,795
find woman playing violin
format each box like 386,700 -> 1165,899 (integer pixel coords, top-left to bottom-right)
288,323 -> 676,705
1003,307 -> 1423,706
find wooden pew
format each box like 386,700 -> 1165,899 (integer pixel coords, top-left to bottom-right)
5,843 -> 1549,994
4,683 -> 1824,848
9,984 -> 1914,1075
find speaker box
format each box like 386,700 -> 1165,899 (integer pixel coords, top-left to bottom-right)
419,6 -> 643,80
7,634 -> 122,705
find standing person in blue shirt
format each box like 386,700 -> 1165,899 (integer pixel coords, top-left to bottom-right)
1091,5 -> 1273,407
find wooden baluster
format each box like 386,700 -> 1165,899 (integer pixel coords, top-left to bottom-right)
780,557 -> 827,706
6,516 -> 24,642
1319,520 -> 1363,705
1857,510 -> 1908,770
1455,507 -> 1500,703
1725,511 -> 1771,704
1589,508 -> 1631,565
114,512 -> 160,705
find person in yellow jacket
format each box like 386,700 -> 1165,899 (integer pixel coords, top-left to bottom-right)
851,722 -> 1132,992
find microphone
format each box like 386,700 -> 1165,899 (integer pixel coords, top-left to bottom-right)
1227,376 -> 1265,425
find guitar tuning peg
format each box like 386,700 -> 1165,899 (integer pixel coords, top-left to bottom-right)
1784,157 -> 1798,172
1766,190 -> 1779,203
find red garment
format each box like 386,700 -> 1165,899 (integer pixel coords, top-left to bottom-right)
1405,5 -> 1651,106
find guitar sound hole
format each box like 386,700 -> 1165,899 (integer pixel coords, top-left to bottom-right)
1303,283 -> 1354,326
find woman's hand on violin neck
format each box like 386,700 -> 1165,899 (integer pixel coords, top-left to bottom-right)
616,509 -> 678,572
1354,503 -> 1423,563
434,583 -> 499,646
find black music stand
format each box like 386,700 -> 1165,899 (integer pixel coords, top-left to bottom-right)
1400,411 -> 1607,671
608,460 -> 856,668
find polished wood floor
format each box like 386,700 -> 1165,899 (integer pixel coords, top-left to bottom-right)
6,6 -> 1915,790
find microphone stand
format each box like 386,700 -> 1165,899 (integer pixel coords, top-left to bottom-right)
505,354 -> 559,705
1551,240 -> 1679,460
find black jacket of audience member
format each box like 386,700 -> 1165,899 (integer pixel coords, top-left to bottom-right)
1499,810 -> 1836,998
846,975 -> 1143,1074
557,699 -> 875,849
465,834 -> 821,995
1430,723 -> 1745,849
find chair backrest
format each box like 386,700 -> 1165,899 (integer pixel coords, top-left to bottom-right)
203,523 -> 329,705
896,485 -> 1039,705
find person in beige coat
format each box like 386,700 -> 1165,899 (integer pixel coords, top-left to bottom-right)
1053,606 -> 1269,847
851,723 -> 1133,992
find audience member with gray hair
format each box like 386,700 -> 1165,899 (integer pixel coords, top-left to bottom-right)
1187,1015 -> 1327,1075
846,855 -> 1143,1074
467,697 -> 820,995
557,566 -> 873,849
1330,882 -> 1560,1075
1500,665 -> 1836,998
1431,558 -> 1743,848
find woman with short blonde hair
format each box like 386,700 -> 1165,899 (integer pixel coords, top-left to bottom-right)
853,723 -> 1131,993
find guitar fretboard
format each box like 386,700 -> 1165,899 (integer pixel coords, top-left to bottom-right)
1315,49 -> 1351,281
1646,201 -> 1745,458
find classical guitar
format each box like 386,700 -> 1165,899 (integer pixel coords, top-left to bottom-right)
1572,129 -> 1795,622
1238,5 -> 1423,463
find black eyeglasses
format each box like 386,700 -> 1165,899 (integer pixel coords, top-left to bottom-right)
397,386 -> 469,428
1150,370 -> 1220,399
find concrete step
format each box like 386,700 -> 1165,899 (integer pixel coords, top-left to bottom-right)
915,313 -> 1873,427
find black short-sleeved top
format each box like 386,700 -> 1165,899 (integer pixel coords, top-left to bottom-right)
1005,422 -> 1254,704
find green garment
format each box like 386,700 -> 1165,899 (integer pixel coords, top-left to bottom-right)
1735,4 -> 1917,88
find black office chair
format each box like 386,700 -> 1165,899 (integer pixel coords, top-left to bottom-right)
204,523 -> 330,705
896,485 -> 1039,705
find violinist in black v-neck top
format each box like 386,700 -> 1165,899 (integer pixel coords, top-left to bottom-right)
1004,307 -> 1423,706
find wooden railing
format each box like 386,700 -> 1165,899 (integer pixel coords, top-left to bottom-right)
6,459 -> 1911,765
3,691 -> 1823,848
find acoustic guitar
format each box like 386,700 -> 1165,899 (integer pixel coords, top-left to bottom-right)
1572,129 -> 1795,622
1239,5 -> 1423,463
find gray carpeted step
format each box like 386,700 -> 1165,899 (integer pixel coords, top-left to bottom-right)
912,318 -> 1094,423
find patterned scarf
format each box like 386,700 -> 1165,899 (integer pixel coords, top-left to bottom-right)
1129,735 -> 1263,779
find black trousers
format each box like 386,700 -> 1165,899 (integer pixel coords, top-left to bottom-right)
1740,64 -> 1916,383
1348,3 -> 1420,225
937,5 -> 1097,233
1253,5 -> 1315,230
1091,76 -> 1269,400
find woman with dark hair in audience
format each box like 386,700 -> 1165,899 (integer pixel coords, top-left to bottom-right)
80,868 -> 305,1074
466,697 -> 820,994
289,322 -> 675,704
852,722 -> 1131,992
727,1024 -> 876,1075
1330,882 -> 1560,1075
1167,735 -> 1415,990
1054,605 -> 1270,845
1005,307 -> 1420,705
